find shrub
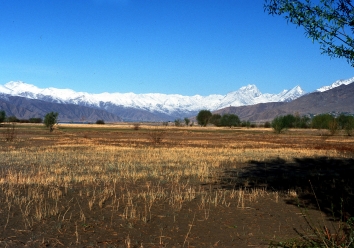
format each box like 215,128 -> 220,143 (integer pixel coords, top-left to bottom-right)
264,121 -> 271,128
133,123 -> 141,130
96,119 -> 105,124
250,123 -> 256,128
29,117 -> 43,123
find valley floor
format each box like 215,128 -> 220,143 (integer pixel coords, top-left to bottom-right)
0,123 -> 353,247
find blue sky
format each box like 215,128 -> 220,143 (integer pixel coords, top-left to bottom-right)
1,0 -> 353,95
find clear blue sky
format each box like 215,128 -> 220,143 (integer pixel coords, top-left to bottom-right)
1,0 -> 353,95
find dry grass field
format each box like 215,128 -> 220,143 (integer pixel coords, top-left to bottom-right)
0,123 -> 353,247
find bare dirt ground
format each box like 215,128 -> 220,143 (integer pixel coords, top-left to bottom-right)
0,123 -> 353,247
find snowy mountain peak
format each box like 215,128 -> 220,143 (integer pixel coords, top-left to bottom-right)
5,81 -> 40,92
239,84 -> 258,90
316,77 -> 354,92
292,85 -> 302,91
238,84 -> 261,96
283,85 -> 306,100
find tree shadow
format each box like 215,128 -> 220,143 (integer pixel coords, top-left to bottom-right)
219,157 -> 354,219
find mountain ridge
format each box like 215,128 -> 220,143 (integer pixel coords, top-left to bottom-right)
0,76 -> 353,122
0,94 -> 122,123
214,82 -> 354,122
316,77 -> 354,92
1,81 -> 306,120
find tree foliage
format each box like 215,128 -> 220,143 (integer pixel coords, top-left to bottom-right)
174,119 -> 183,127
293,113 -> 310,128
311,113 -> 354,136
334,113 -> 354,135
207,113 -> 241,128
209,114 -> 222,127
7,116 -> 19,122
311,113 -> 334,129
96,119 -> 105,124
270,114 -> 310,133
241,120 -> 251,128
264,0 -> 354,66
184,117 -> 191,126
271,116 -> 288,133
220,114 -> 240,128
281,114 -> 296,128
0,110 -> 6,123
196,110 -> 212,127
271,114 -> 310,133
343,116 -> 354,136
29,117 -> 42,123
264,121 -> 271,128
44,112 -> 59,132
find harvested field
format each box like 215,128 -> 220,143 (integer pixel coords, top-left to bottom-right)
0,123 -> 353,247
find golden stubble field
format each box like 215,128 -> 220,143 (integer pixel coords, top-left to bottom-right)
0,123 -> 353,247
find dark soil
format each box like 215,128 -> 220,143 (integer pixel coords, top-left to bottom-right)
0,182 -> 333,248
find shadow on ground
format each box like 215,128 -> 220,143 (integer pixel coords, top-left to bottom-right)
219,157 -> 354,220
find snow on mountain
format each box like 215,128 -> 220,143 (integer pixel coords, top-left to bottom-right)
1,81 -> 306,117
316,77 -> 354,92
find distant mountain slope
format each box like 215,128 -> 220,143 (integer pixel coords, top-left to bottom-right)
213,102 -> 286,122
0,95 -> 122,122
0,81 -> 306,120
278,82 -> 354,114
215,82 -> 354,122
101,103 -> 173,122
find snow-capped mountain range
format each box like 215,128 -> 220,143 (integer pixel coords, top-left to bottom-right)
0,82 -> 305,116
0,76 -> 353,120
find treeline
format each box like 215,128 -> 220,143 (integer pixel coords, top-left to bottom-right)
6,116 -> 43,123
271,113 -> 354,135
197,110 -> 235,127
271,114 -> 310,133
196,110 -> 256,128
195,110 -> 354,135
0,111 -> 43,124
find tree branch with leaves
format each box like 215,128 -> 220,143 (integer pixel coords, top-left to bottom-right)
264,0 -> 354,66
